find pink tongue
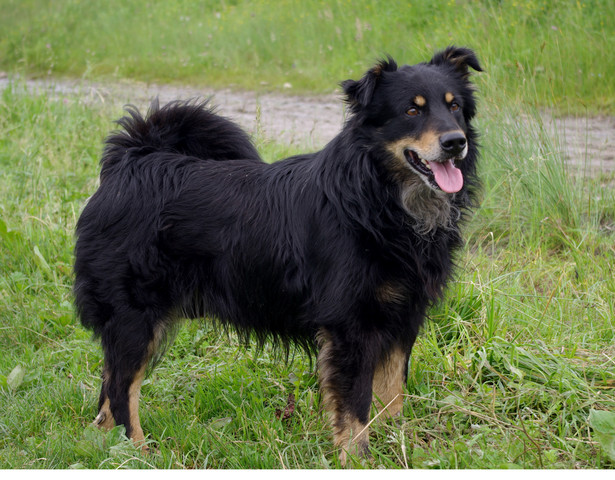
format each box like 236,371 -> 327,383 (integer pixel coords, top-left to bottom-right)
428,160 -> 463,193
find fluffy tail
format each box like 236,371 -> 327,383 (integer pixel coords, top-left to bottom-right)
101,99 -> 261,174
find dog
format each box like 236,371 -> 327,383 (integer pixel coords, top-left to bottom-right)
74,46 -> 482,465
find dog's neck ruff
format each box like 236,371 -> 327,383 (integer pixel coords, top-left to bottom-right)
400,178 -> 460,236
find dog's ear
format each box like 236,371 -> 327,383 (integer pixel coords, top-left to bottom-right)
341,57 -> 398,111
429,46 -> 482,78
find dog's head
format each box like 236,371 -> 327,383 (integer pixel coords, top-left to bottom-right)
342,47 -> 482,197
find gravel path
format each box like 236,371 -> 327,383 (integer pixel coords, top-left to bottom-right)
544,115 -> 615,173
3,76 -> 614,173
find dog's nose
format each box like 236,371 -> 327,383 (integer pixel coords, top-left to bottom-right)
439,132 -> 467,156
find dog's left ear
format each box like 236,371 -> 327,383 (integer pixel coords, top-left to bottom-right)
429,46 -> 482,78
342,57 -> 398,111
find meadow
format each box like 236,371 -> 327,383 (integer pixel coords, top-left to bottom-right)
1,0 -> 614,469
2,0 -> 614,113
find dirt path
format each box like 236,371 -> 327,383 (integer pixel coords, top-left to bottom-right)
3,76 -> 614,173
544,115 -> 615,173
2,76 -> 346,148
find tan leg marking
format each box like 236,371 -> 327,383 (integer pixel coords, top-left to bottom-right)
93,326 -> 165,448
93,366 -> 115,430
92,363 -> 147,446
127,325 -> 169,448
127,363 -> 147,446
93,397 -> 115,430
336,415 -> 370,466
317,329 -> 371,466
372,347 -> 407,419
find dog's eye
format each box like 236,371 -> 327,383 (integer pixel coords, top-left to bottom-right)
450,102 -> 461,112
406,107 -> 420,117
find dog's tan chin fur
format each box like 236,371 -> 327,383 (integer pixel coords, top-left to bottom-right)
400,174 -> 460,235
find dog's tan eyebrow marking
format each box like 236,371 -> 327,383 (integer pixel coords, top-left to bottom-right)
445,92 -> 455,103
413,95 -> 426,107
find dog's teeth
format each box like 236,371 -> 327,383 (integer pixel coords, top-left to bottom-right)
422,159 -> 431,170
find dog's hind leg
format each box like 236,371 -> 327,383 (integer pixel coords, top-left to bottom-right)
93,365 -> 115,431
317,329 -> 380,466
94,315 -> 167,448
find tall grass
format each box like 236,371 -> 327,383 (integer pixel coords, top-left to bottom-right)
1,0 -> 614,113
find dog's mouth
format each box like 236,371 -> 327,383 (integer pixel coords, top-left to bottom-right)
403,149 -> 464,193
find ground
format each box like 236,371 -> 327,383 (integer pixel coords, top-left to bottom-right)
2,76 -> 613,174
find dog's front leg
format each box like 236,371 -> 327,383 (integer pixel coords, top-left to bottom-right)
372,346 -> 411,419
317,329 -> 379,466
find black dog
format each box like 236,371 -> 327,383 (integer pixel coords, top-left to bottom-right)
74,46 -> 481,464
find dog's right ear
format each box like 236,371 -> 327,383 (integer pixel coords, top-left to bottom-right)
342,57 -> 397,111
429,46 -> 482,79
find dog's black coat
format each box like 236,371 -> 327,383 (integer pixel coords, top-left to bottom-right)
75,46 -> 481,460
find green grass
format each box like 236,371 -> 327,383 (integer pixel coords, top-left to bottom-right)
1,0 -> 614,113
1,0 -> 615,470
0,79 -> 614,469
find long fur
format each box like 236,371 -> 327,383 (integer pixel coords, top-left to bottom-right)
74,46 -> 482,462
